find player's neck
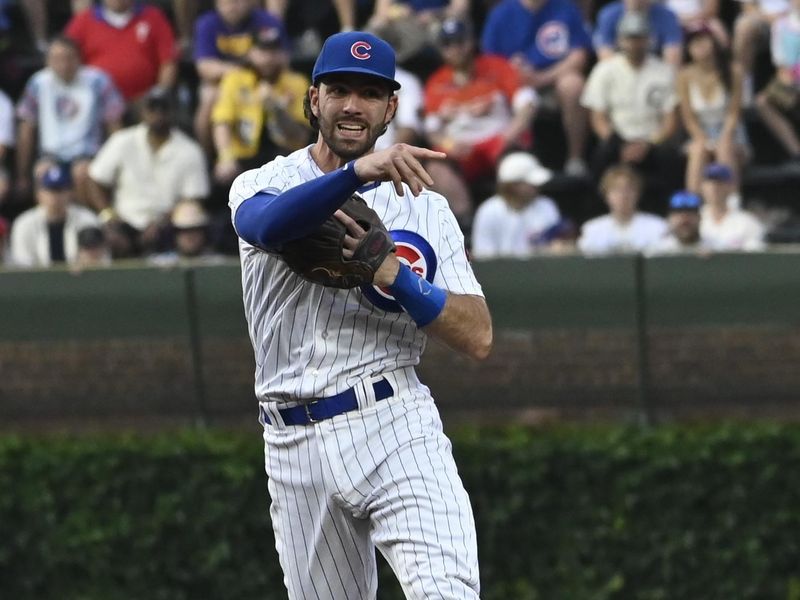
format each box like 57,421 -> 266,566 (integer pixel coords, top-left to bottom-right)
310,138 -> 365,173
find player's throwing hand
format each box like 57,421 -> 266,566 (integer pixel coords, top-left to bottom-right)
354,143 -> 446,196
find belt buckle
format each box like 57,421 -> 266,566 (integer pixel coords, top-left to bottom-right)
303,399 -> 321,424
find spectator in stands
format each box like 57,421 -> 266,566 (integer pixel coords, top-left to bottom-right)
211,26 -> 311,184
66,0 -> 179,104
88,87 -> 210,257
193,0 -> 287,153
666,0 -> 729,46
647,189 -> 711,254
581,11 -> 682,206
734,0 -> 789,103
268,0 -> 356,60
699,162 -> 765,250
754,0 -> 800,159
75,225 -> 113,268
578,163 -> 667,255
472,151 -> 573,258
15,36 -> 125,207
374,66 -> 424,151
423,18 -> 538,223
594,0 -> 684,66
0,87 -> 12,209
677,25 -> 748,194
9,164 -> 100,268
367,0 -> 467,72
150,200 -> 226,266
481,0 -> 592,176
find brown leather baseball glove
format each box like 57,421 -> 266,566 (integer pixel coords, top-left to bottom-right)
276,194 -> 395,288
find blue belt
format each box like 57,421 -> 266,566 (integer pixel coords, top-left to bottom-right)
262,378 -> 394,426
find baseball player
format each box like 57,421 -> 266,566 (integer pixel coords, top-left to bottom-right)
228,31 -> 493,600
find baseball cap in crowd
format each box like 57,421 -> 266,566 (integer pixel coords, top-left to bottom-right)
145,86 -> 172,110
497,152 -> 553,187
312,31 -> 401,90
253,25 -> 287,50
437,18 -> 472,45
40,164 -> 72,190
617,11 -> 650,37
703,163 -> 734,182
171,201 -> 210,230
669,190 -> 702,211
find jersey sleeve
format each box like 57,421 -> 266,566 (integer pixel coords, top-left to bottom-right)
431,202 -> 484,296
228,161 -> 289,223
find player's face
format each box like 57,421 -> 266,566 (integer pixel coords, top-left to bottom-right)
311,75 -> 398,161
48,42 -> 80,83
669,210 -> 701,245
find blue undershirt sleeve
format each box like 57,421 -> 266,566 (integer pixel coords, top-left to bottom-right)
234,161 -> 363,249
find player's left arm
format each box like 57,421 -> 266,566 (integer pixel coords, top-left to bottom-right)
338,206 -> 493,361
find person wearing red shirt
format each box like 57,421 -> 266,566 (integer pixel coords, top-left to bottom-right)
66,0 -> 179,103
423,18 -> 538,224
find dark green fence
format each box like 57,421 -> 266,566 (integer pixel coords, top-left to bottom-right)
2,253 -> 799,427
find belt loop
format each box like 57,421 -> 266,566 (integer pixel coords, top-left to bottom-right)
261,402 -> 287,430
358,378 -> 377,410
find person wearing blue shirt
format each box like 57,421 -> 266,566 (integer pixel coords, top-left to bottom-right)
482,0 -> 592,176
594,0 -> 683,66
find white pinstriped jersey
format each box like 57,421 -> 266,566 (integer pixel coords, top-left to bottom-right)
229,145 -> 483,404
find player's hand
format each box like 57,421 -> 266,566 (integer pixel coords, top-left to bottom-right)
353,143 -> 446,197
335,208 -> 400,286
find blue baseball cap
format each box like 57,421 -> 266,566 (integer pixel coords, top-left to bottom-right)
40,164 -> 72,190
312,31 -> 401,90
669,190 -> 701,211
703,163 -> 734,182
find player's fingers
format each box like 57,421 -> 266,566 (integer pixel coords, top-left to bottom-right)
400,151 -> 437,190
386,163 -> 405,196
342,234 -> 358,258
333,209 -> 367,238
405,145 -> 447,162
393,154 -> 425,196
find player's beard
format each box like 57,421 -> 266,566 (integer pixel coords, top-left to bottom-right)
318,113 -> 386,161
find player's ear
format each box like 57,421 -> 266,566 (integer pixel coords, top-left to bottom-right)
384,93 -> 398,126
309,85 -> 320,118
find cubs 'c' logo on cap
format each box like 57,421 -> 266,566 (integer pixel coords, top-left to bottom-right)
350,41 -> 372,60
361,230 -> 437,312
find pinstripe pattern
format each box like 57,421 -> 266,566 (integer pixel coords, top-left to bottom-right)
230,146 -> 482,402
234,146 -> 482,599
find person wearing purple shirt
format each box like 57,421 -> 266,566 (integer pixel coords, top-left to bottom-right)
481,0 -> 592,176
594,0 -> 683,66
193,0 -> 286,153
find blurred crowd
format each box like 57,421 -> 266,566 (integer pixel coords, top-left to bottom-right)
0,0 -> 798,269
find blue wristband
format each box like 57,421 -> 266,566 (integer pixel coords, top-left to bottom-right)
387,264 -> 447,328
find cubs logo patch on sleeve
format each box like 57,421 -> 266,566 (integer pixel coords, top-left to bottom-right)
361,230 -> 438,312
